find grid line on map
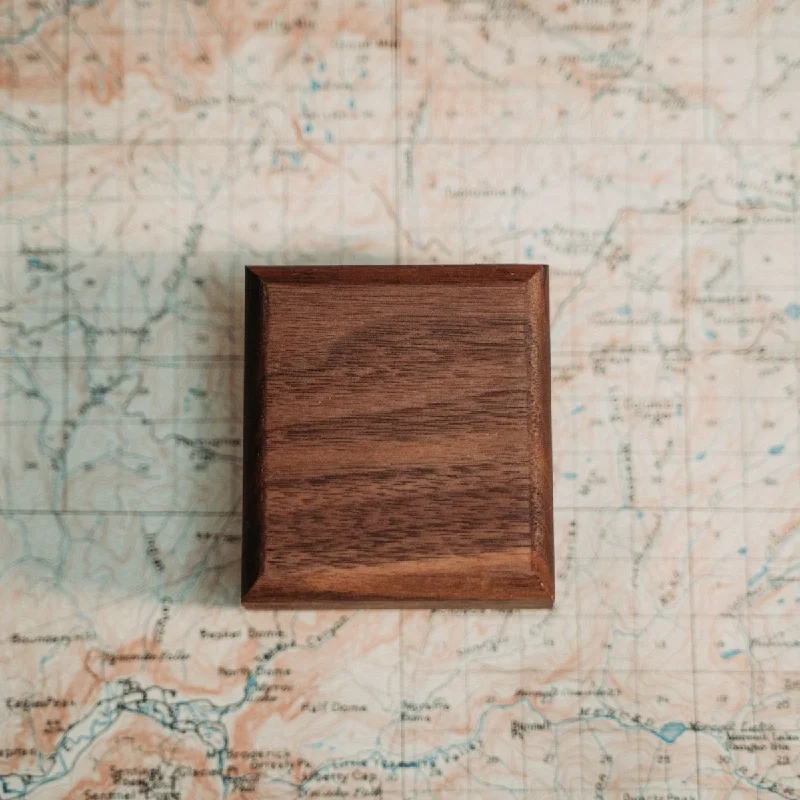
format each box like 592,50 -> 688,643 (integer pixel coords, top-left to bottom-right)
3,507 -> 799,516
393,2 -> 406,796
226,0 -> 236,518
568,143 -> 587,789
735,143 -> 759,743
62,3 -> 70,514
681,141 -> 704,798
515,139 -> 529,800
3,0 -> 11,514
171,136 -> 179,517
461,33 -> 471,798
701,0 -> 708,140
625,144 -> 644,793
4,137 -> 800,146
2,339 -> 795,359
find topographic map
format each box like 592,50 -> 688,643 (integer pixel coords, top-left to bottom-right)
0,0 -> 799,797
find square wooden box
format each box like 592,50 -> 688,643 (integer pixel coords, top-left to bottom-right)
241,265 -> 554,608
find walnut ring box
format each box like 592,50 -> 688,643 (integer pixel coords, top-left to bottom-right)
241,265 -> 554,609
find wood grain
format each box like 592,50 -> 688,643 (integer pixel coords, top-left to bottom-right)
242,265 -> 554,608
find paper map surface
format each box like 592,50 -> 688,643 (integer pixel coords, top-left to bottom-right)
1,0 -> 799,798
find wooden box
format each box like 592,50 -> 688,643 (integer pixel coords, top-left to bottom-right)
241,265 -> 554,608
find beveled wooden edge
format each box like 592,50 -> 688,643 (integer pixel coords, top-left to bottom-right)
245,264 -> 546,283
241,264 -> 554,609
242,551 -> 555,609
526,267 -> 555,603
241,268 -> 269,601
242,599 -> 555,610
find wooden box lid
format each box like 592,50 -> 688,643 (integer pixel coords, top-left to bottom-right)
241,265 -> 554,608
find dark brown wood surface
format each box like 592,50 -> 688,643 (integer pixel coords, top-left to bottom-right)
242,265 -> 554,608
